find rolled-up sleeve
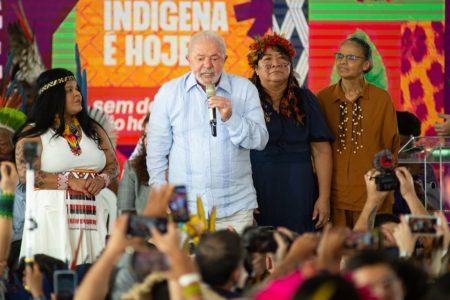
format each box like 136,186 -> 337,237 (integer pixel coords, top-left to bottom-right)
224,82 -> 268,150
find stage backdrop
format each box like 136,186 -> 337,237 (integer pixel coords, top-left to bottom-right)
0,0 -> 447,155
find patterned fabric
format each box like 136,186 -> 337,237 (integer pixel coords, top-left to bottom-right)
400,21 -> 445,135
272,0 -> 309,86
64,170 -> 97,230
20,129 -> 108,264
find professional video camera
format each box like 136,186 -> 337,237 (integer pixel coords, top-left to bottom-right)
373,149 -> 399,191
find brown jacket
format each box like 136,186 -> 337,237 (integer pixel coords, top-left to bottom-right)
316,80 -> 399,211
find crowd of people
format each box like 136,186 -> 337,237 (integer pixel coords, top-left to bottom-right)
0,30 -> 449,300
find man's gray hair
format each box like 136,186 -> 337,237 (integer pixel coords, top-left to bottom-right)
188,31 -> 227,57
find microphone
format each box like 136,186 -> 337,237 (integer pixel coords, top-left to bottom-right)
206,84 -> 217,137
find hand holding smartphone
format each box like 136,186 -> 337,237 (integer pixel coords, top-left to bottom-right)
405,214 -> 440,235
126,215 -> 168,238
169,185 -> 190,222
54,270 -> 77,300
345,230 -> 383,251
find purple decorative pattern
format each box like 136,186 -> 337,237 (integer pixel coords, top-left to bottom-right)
0,0 -> 77,69
445,0 -> 450,113
234,0 -> 272,37
401,21 -> 444,135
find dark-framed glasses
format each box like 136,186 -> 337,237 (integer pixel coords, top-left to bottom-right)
334,52 -> 364,62
260,63 -> 290,70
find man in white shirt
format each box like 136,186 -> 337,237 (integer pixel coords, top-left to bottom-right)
147,31 -> 268,232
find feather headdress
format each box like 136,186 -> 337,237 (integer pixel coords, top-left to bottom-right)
8,0 -> 45,86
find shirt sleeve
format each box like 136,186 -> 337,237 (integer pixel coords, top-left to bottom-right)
302,89 -> 334,142
147,84 -> 172,187
117,160 -> 136,211
381,93 -> 400,159
223,81 -> 269,150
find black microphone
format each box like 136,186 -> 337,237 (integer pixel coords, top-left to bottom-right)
206,84 -> 217,137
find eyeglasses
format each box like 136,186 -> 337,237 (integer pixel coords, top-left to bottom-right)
259,63 -> 290,70
334,52 -> 364,62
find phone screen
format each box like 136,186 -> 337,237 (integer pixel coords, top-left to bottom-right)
54,271 -> 77,299
169,185 -> 190,222
407,216 -> 438,235
345,231 -> 382,251
132,250 -> 170,277
127,215 -> 168,238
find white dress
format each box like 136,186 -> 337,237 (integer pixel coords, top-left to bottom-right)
20,128 -> 110,265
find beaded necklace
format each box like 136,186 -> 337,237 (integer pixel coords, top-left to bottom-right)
54,114 -> 82,156
337,100 -> 364,155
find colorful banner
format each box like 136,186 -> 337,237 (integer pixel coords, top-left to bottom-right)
400,21 -> 445,136
0,0 -> 447,147
309,0 -> 444,21
75,0 -> 269,146
309,21 -> 402,106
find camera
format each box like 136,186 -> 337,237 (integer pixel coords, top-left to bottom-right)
373,149 -> 399,191
126,215 -> 168,239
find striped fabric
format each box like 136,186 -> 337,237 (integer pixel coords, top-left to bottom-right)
64,170 -> 98,230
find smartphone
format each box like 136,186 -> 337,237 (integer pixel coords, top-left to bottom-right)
405,215 -> 441,235
127,215 -> 168,238
345,230 -> 383,251
53,270 -> 77,300
169,185 -> 190,222
132,249 -> 170,277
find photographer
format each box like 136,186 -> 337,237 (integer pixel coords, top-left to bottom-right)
354,167 -> 428,233
74,214 -> 143,300
75,184 -> 174,300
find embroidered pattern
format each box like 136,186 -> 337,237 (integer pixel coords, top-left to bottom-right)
64,170 -> 98,231
38,75 -> 76,96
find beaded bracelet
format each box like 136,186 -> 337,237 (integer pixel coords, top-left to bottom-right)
56,173 -> 69,190
178,273 -> 201,287
0,193 -> 14,219
181,282 -> 202,298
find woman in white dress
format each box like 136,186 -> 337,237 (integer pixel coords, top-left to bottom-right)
14,68 -> 119,266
